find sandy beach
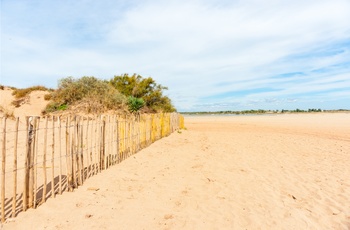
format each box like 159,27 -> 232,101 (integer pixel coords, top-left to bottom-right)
2,113 -> 350,229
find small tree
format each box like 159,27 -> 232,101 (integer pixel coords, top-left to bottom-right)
110,74 -> 176,112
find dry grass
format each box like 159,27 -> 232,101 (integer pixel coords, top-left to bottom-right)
0,105 -> 15,119
44,94 -> 52,100
11,97 -> 27,108
12,85 -> 52,99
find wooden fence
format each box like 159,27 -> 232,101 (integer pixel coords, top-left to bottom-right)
0,112 -> 184,222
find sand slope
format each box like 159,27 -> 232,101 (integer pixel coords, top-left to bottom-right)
3,113 -> 350,229
0,87 -> 49,118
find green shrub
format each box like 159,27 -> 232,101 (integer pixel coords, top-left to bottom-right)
110,74 -> 176,112
58,104 -> 68,110
44,102 -> 68,113
127,96 -> 145,112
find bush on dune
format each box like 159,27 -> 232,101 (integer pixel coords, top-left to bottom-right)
44,76 -> 126,114
39,74 -> 176,114
127,96 -> 145,113
110,74 -> 176,112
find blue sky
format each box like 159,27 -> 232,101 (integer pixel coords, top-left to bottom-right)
1,0 -> 350,112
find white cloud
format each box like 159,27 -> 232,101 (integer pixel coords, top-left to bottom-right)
1,0 -> 350,111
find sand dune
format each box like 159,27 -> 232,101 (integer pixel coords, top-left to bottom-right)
0,87 -> 49,118
2,113 -> 350,229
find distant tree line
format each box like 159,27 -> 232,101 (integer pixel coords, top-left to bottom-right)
181,108 -> 349,115
281,108 -> 322,113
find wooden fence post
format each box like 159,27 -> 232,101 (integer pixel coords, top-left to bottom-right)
126,117 -> 130,158
110,116 -> 114,166
23,117 -> 33,211
96,115 -> 100,173
96,116 -> 100,171
111,116 -> 115,166
29,117 -> 38,208
100,116 -> 106,170
72,116 -> 78,188
65,116 -> 73,192
12,117 -> 19,217
51,116 -> 55,198
104,116 -> 109,170
124,116 -> 127,160
116,119 -> 119,163
33,117 -> 40,209
22,117 -> 28,211
91,117 -> 96,175
42,116 -> 48,203
80,117 -> 84,184
120,117 -> 124,161
58,116 -> 62,195
86,117 -> 90,178
1,117 -> 7,222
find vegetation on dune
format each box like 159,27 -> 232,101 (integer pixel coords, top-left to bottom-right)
110,74 -> 176,112
44,76 -> 126,114
3,74 -> 176,114
11,98 -> 26,108
44,94 -> 52,100
127,96 -> 145,113
8,85 -> 53,108
42,74 -> 176,114
0,105 -> 15,119
12,85 -> 53,98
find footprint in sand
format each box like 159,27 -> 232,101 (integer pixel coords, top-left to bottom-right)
75,202 -> 83,208
164,214 -> 174,220
191,164 -> 203,169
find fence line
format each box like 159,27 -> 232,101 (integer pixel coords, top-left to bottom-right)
0,112 -> 184,222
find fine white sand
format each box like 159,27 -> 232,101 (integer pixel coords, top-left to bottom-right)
3,113 -> 350,229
